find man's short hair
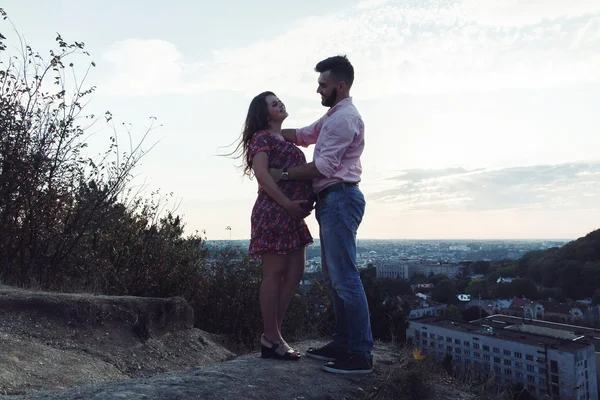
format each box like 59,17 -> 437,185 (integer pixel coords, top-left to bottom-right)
315,55 -> 354,88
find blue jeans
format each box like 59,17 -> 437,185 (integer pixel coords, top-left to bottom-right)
316,184 -> 373,360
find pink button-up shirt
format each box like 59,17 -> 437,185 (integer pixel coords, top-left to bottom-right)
296,97 -> 365,193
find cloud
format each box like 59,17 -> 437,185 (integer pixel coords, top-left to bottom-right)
354,0 -> 392,10
368,162 -> 600,213
102,39 -> 187,96
459,0 -> 600,27
390,167 -> 485,182
98,0 -> 600,98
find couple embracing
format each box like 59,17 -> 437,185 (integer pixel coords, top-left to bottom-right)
234,55 -> 372,374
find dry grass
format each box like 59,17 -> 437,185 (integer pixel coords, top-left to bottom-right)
361,346 -> 509,400
362,348 -> 434,400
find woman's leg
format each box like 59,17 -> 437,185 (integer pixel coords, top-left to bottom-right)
277,247 -> 306,332
260,252 -> 288,344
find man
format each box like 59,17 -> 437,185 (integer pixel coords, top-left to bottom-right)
269,55 -> 373,374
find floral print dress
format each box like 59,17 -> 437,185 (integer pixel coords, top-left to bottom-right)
248,130 -> 314,259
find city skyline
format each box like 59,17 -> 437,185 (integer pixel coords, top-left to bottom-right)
2,0 -> 599,240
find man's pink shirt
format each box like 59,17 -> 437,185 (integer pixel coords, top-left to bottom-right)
295,97 -> 364,193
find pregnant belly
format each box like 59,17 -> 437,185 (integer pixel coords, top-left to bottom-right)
280,182 -> 315,211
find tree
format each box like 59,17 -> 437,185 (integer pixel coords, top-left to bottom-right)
538,287 -> 566,302
498,265 -> 517,277
466,279 -> 487,297
515,229 -> 600,300
428,274 -> 450,286
486,271 -> 500,285
461,306 -> 489,322
510,278 -> 539,300
360,268 -> 409,342
379,278 -> 412,297
491,283 -> 513,299
455,276 -> 471,293
440,305 -> 462,319
411,274 -> 428,284
432,280 -> 458,304
581,262 -> 600,299
472,261 -> 491,275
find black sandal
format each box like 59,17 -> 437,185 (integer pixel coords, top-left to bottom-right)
260,334 -> 301,361
282,340 -> 301,357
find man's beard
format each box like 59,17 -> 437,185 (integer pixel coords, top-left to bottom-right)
321,89 -> 338,107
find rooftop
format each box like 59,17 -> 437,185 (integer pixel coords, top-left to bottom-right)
508,298 -> 534,310
412,316 -> 594,353
479,314 -> 600,353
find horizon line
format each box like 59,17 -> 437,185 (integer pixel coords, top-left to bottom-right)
207,238 -> 574,242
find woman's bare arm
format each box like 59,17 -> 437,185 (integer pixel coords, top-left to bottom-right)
252,152 -> 308,219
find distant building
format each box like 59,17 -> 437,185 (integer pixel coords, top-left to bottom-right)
376,259 -> 465,280
411,283 -> 434,293
496,277 -> 515,284
400,295 -> 447,320
468,274 -> 485,280
501,298 -> 600,328
408,316 -> 598,400
505,298 -> 536,317
523,301 -> 600,327
492,299 -> 513,313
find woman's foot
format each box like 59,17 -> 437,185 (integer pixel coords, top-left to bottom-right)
260,334 -> 301,360
281,339 -> 301,357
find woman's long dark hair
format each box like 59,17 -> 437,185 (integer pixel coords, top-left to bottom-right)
226,91 -> 274,177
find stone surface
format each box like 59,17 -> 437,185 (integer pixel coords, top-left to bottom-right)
3,341 -> 396,400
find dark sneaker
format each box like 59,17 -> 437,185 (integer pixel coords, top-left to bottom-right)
306,343 -> 348,362
322,355 -> 373,375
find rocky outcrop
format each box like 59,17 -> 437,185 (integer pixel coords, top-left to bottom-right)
0,285 -> 234,395
5,340 -> 394,400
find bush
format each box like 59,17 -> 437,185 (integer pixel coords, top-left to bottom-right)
0,11 -> 160,290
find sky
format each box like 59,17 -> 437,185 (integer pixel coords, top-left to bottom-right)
1,0 -> 599,240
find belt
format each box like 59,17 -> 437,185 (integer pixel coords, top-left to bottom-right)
316,182 -> 359,201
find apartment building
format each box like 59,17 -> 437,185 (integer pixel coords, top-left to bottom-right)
408,317 -> 598,400
481,314 -> 600,397
376,259 -> 464,280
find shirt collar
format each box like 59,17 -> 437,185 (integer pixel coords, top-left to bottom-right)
326,97 -> 353,117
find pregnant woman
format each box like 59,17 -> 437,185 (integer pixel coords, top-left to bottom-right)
233,91 -> 314,361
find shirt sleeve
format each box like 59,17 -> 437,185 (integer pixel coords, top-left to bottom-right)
314,115 -> 359,179
296,115 -> 325,147
248,131 -> 271,160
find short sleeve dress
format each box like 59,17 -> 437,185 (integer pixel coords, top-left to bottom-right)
248,131 -> 314,259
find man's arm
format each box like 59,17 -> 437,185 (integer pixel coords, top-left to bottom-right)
295,117 -> 323,148
270,161 -> 324,182
281,129 -> 297,144
271,116 -> 358,182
